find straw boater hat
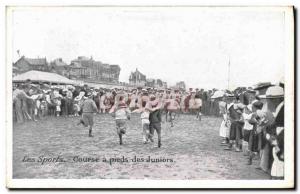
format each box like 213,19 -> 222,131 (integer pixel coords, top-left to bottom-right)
211,90 -> 225,99
74,96 -> 82,101
259,86 -> 284,99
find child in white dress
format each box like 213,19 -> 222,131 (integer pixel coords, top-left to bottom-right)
271,136 -> 284,179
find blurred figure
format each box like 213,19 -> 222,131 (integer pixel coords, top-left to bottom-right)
110,96 -> 131,145
77,92 -> 98,137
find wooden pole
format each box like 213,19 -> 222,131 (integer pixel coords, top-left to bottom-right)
228,57 -> 230,90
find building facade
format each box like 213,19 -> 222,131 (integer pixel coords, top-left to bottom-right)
69,56 -> 121,83
176,81 -> 186,90
13,56 -> 49,74
146,78 -> 166,88
49,58 -> 70,78
129,68 -> 147,86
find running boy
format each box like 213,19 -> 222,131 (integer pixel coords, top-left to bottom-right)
77,92 -> 98,137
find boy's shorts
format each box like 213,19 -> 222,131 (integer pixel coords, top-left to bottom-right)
116,119 -> 127,134
82,113 -> 94,127
142,118 -> 150,125
143,123 -> 150,131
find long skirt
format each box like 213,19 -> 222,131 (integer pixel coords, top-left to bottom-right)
271,147 -> 284,177
260,143 -> 272,172
14,99 -> 24,123
219,114 -> 229,138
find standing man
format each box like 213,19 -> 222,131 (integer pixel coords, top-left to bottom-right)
13,84 -> 33,123
66,87 -> 74,116
77,92 -> 98,137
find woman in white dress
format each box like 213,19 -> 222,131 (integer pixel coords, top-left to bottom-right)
219,96 -> 229,144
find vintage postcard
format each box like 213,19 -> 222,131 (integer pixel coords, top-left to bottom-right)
6,5 -> 294,189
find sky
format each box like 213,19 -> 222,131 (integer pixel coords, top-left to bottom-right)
10,7 -> 286,89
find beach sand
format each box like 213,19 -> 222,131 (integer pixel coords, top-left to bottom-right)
13,114 -> 270,180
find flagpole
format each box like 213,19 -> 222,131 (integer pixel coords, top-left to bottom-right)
135,68 -> 138,86
227,57 -> 230,90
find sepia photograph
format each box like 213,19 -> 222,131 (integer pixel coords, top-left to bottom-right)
5,5 -> 295,189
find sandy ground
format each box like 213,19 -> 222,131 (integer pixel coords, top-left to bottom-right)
13,113 -> 270,179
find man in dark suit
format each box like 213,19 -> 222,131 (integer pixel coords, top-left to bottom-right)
148,95 -> 163,148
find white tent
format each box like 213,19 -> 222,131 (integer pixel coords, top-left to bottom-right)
13,70 -> 75,85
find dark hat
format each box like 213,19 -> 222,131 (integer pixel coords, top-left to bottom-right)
253,82 -> 273,90
246,87 -> 256,93
225,93 -> 235,98
252,101 -> 263,110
